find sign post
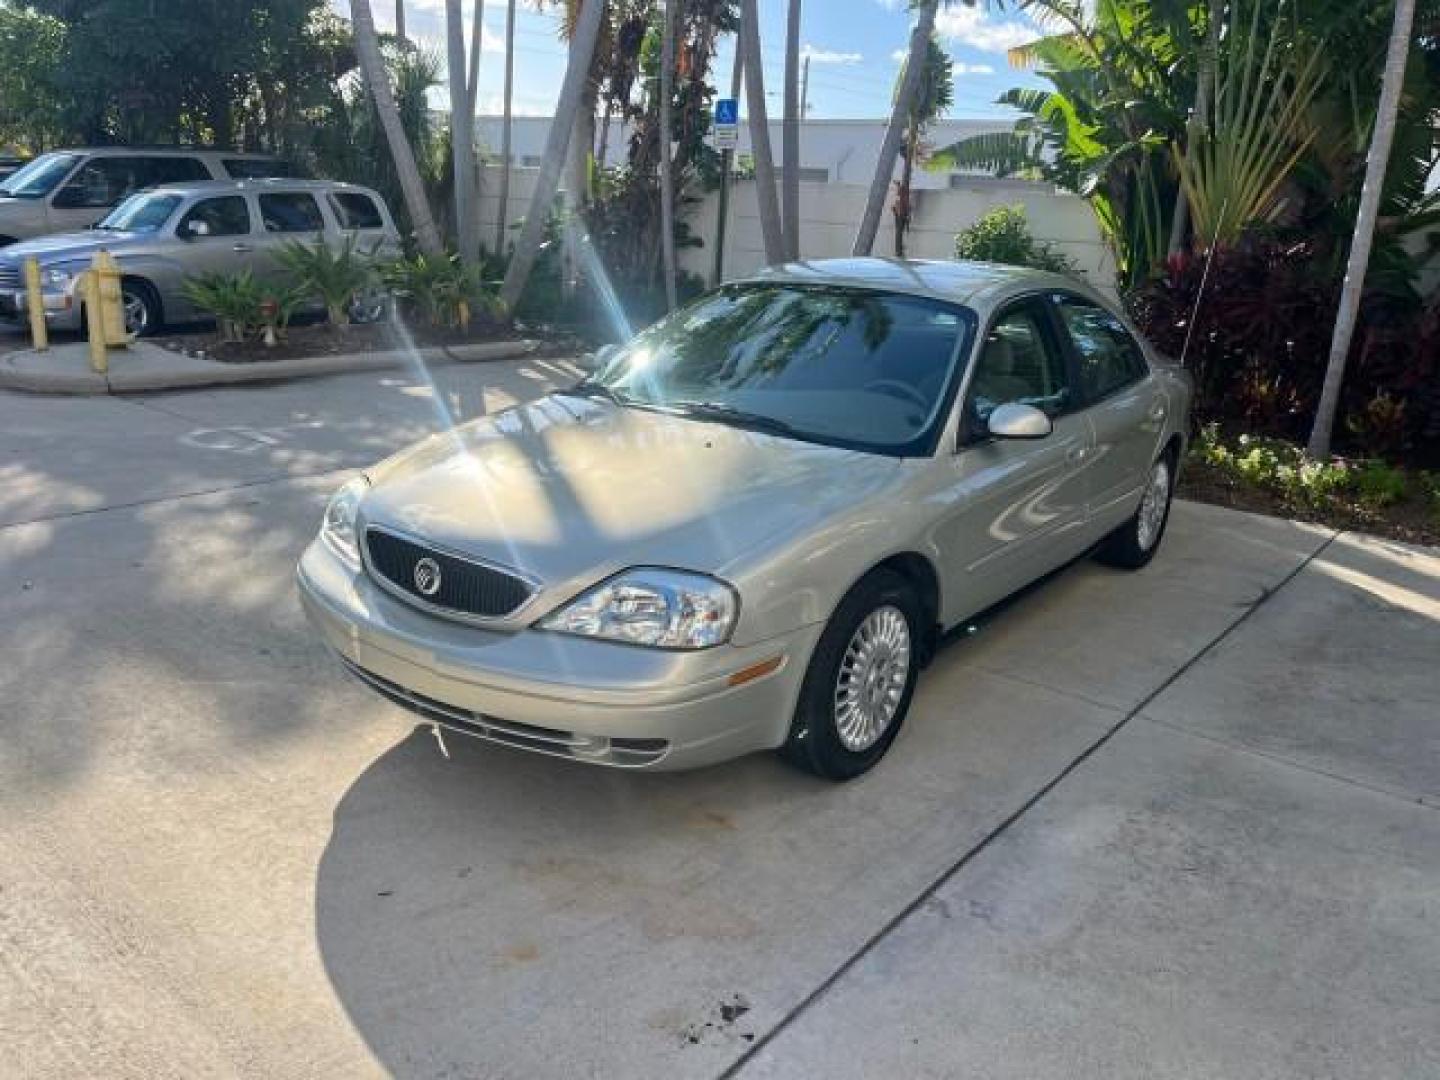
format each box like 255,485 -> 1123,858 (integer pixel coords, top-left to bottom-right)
712,95 -> 741,286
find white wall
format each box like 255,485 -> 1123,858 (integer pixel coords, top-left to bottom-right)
476,165 -> 1115,295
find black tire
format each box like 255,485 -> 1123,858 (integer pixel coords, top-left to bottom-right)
1096,449 -> 1177,570
780,569 -> 923,781
120,279 -> 162,338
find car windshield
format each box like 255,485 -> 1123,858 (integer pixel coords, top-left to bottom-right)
584,284 -> 974,456
98,192 -> 184,232
0,152 -> 81,198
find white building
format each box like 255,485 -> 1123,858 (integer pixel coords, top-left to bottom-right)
473,115 -> 1039,192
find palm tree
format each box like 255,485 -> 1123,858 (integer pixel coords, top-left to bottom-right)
446,0 -> 479,265
395,0 -> 406,41
782,0 -> 802,260
854,0 -> 940,256
467,0 -> 486,119
353,0 -> 444,256
1309,0 -> 1418,458
739,0 -> 785,264
499,0 -> 607,310
495,0 -> 517,252
893,35 -> 952,257
659,0 -> 679,310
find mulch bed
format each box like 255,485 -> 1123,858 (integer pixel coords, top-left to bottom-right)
1180,462 -> 1440,548
157,319 -> 577,365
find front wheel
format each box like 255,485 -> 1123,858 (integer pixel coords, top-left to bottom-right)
120,280 -> 161,338
1096,453 -> 1175,569
781,570 -> 922,781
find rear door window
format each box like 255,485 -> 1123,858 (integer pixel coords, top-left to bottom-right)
1053,296 -> 1149,401
224,158 -> 295,180
145,157 -> 212,185
328,192 -> 385,231
259,192 -> 325,234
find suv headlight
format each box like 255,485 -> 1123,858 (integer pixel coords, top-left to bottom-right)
538,568 -> 738,649
321,476 -> 369,567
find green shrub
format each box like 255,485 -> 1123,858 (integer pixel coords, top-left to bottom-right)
954,205 -> 1076,275
273,235 -> 378,330
181,271 -> 306,346
381,251 -> 502,330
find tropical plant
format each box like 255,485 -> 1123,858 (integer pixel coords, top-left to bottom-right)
955,205 -> 1075,274
351,0 -> 444,256
182,271 -> 304,346
383,251 -> 501,329
893,34 -> 953,258
273,236 -> 379,329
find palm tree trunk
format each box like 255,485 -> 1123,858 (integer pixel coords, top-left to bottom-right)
740,0 -> 785,265
494,0 -> 517,253
782,0 -> 802,261
447,0 -> 479,264
853,0 -> 937,256
353,0 -> 443,256
1308,0 -> 1417,458
658,0 -> 679,310
394,0 -> 406,41
467,0 -> 485,117
499,0 -> 606,311
894,116 -> 918,258
1168,3 -> 1220,257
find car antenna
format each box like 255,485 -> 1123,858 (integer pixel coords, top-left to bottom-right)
1178,197 -> 1229,371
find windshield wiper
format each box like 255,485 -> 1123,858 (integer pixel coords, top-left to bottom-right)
552,382 -> 629,406
666,400 -> 805,440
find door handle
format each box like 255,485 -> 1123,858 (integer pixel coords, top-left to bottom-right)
1066,446 -> 1088,464
1149,402 -> 1168,423
232,243 -> 253,253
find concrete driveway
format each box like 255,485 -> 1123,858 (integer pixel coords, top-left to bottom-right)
1,359 -> 1436,1079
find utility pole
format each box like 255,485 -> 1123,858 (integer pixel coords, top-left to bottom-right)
712,41 -> 744,286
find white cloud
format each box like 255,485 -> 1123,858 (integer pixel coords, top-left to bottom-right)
801,44 -> 864,65
934,7 -> 1037,53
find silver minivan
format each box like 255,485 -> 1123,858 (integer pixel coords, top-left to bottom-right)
0,148 -> 293,246
0,179 -> 399,336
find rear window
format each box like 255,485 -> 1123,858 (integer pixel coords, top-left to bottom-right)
224,158 -> 296,180
259,192 -> 325,234
328,192 -> 384,230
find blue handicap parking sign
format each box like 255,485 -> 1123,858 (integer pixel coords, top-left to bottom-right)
715,98 -> 739,126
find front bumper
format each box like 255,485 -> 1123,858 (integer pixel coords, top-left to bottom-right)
5,287 -> 84,332
297,538 -> 822,771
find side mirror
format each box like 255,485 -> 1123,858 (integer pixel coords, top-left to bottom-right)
987,402 -> 1053,440
184,219 -> 211,239
578,343 -> 620,374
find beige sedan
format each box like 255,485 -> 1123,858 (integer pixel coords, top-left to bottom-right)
299,258 -> 1193,779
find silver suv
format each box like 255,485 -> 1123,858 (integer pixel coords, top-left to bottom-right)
0,179 -> 399,336
0,148 -> 294,246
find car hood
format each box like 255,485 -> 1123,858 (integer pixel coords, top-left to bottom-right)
0,231 -> 142,264
360,394 -> 902,593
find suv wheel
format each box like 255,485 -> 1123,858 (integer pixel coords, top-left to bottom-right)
781,569 -> 922,781
121,280 -> 161,338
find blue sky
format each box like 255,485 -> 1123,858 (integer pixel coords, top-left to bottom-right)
334,1 -> 1051,120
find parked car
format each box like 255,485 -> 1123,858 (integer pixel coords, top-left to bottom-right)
298,258 -> 1194,780
0,147 -> 298,247
0,179 -> 399,336
0,154 -> 26,184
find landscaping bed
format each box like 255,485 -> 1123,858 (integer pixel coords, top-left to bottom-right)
1179,426 -> 1440,547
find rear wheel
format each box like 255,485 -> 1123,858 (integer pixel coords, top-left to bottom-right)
781,570 -> 922,781
1096,453 -> 1175,569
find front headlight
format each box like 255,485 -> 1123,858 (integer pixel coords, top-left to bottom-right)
40,266 -> 76,289
538,568 -> 738,650
321,476 -> 369,567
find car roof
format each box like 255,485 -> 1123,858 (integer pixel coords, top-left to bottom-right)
41,147 -> 284,159
741,257 -> 1103,311
146,178 -> 376,197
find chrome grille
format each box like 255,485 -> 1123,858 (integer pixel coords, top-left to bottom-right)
0,265 -> 21,292
364,526 -> 534,620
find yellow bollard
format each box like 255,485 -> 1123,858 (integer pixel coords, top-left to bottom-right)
94,251 -> 128,347
22,257 -> 48,353
81,269 -> 107,375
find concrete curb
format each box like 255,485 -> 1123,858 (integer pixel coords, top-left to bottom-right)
0,338 -> 544,395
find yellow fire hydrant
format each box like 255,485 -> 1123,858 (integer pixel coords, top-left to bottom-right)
79,250 -> 129,374
22,257 -> 48,353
